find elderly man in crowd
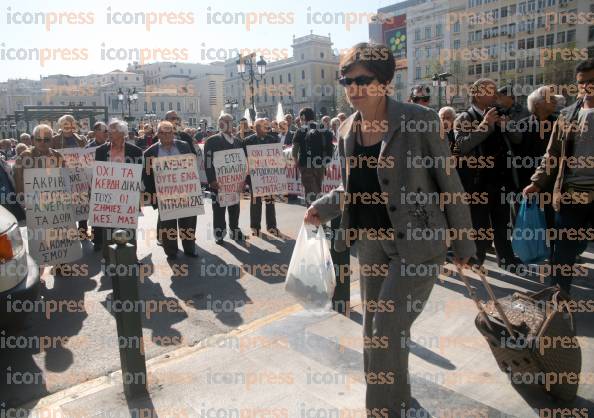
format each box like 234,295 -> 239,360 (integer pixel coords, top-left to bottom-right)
438,106 -> 457,153
277,120 -> 294,147
19,133 -> 32,147
86,121 -> 108,148
163,111 -> 196,155
244,118 -> 280,236
94,119 -> 143,257
143,120 -> 199,259
204,113 -> 247,245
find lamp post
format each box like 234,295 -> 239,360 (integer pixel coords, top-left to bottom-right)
432,72 -> 452,109
117,88 -> 138,122
236,53 -> 266,122
224,98 -> 239,120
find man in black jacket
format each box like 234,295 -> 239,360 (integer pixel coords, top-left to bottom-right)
204,113 -> 246,245
244,118 -> 279,236
94,119 -> 143,257
164,111 -> 196,155
292,107 -> 334,206
143,121 -> 198,259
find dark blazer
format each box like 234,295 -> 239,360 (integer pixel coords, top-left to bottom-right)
313,97 -> 476,263
203,133 -> 244,186
94,142 -> 143,164
86,140 -> 106,148
142,140 -> 193,209
279,130 -> 294,146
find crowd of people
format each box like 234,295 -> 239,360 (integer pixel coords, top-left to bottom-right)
0,40 -> 592,417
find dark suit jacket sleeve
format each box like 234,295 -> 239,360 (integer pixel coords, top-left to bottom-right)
142,145 -> 157,208
178,132 -> 196,155
203,137 -> 217,185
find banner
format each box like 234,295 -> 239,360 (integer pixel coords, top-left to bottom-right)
212,149 -> 247,207
56,147 -> 97,221
283,147 -> 304,197
153,154 -> 204,221
24,168 -> 82,266
246,143 -> 287,197
88,161 -> 142,228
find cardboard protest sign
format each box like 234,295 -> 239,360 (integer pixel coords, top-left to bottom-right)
321,147 -> 342,194
88,161 -> 142,228
283,147 -> 304,197
24,168 -> 82,266
212,149 -> 247,207
153,154 -> 204,221
246,143 -> 288,197
56,147 -> 97,221
196,143 -> 208,185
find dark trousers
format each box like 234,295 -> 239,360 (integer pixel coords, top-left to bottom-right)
300,167 -> 325,207
158,214 -> 197,256
212,198 -> 240,240
250,195 -> 276,230
471,185 -> 516,266
550,201 -> 594,294
330,215 -> 350,314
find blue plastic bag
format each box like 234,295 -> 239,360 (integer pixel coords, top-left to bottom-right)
511,198 -> 549,264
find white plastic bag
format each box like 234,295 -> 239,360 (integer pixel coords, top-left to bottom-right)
285,223 -> 336,310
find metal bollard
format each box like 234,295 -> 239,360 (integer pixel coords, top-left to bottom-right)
107,229 -> 148,399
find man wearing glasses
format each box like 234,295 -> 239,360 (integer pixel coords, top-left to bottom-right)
164,110 -> 196,156
143,121 -> 198,259
409,85 -> 432,107
524,58 -> 594,295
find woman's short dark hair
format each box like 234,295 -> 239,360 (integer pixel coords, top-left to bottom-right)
339,42 -> 395,85
575,59 -> 594,74
299,107 -> 315,122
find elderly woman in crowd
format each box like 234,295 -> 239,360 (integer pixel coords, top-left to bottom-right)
19,133 -> 32,147
304,42 -> 475,416
51,114 -> 86,149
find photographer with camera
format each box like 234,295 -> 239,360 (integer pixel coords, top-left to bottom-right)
454,78 -> 521,270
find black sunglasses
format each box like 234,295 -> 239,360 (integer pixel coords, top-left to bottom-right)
413,96 -> 431,102
34,137 -> 51,143
338,75 -> 377,86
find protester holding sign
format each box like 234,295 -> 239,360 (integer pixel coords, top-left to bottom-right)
143,121 -> 199,259
243,119 -> 280,237
204,113 -> 247,245
93,119 -> 143,257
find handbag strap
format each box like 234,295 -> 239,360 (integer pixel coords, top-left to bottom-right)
457,266 -> 517,338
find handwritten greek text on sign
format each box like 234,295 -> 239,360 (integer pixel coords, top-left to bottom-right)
247,143 -> 288,197
213,149 -> 247,207
24,168 -> 82,266
56,147 -> 97,221
89,161 -> 142,228
154,154 -> 204,221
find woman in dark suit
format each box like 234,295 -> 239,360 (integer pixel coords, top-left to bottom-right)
304,43 -> 476,416
94,119 -> 143,256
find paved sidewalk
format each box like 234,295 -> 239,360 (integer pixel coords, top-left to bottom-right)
15,258 -> 594,418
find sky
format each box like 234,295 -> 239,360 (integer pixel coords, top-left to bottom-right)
0,0 -> 399,81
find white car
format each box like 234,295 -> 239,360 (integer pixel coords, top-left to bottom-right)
0,205 -> 40,331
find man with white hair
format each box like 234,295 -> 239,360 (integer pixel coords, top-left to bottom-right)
94,119 -> 143,256
204,113 -> 247,244
438,106 -> 457,152
143,120 -> 199,258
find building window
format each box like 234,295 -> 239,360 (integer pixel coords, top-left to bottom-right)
501,61 -> 507,71
519,2 -> 526,14
177,102 -> 181,111
425,47 -> 431,58
396,73 -> 401,83
537,35 -> 545,47
567,29 -> 576,42
546,34 -> 554,46
508,60 -> 515,70
321,69 -> 325,79
527,0 -> 535,12
144,102 -> 148,112
288,73 -> 292,82
526,75 -> 534,85
152,102 -> 157,112
271,76 -> 274,84
527,38 -> 534,49
302,88 -> 306,97
589,46 -> 594,58
484,62 -> 491,73
415,67 -> 421,79
160,102 -> 164,111
302,70 -> 305,80
301,53 -> 304,60
557,31 -> 565,44
454,39 -> 461,49
425,26 -> 431,39
453,21 -> 460,33
536,73 -> 544,84
436,24 -> 443,37
468,66 -> 475,75
492,62 -> 498,72
279,75 -> 283,83
476,64 -> 482,74
518,39 -> 526,49
501,6 -> 507,17
415,29 -> 421,41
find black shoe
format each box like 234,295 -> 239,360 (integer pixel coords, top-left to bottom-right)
251,228 -> 261,237
166,251 -> 178,260
230,230 -> 245,242
184,249 -> 199,257
215,238 -> 225,245
267,227 -> 280,236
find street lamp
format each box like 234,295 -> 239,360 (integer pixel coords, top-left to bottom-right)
224,98 -> 239,119
117,88 -> 138,121
236,53 -> 266,122
432,72 -> 452,109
